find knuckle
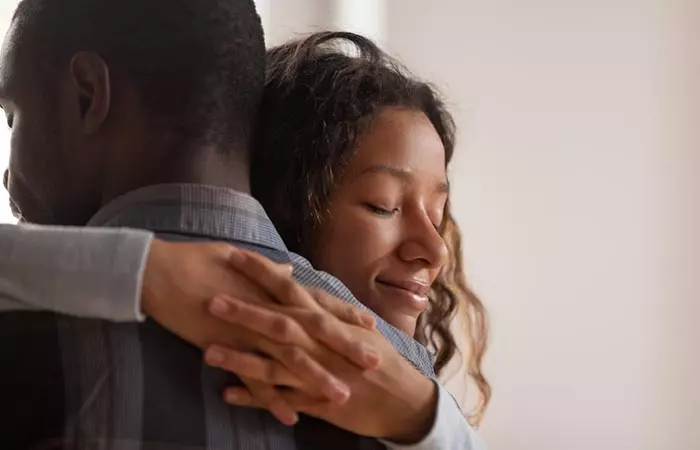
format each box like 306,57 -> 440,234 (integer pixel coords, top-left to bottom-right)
270,316 -> 294,342
280,277 -> 300,298
282,346 -> 307,367
216,242 -> 233,253
352,341 -> 367,358
251,252 -> 269,269
309,313 -> 331,335
344,306 -> 360,322
307,287 -> 324,304
309,286 -> 324,297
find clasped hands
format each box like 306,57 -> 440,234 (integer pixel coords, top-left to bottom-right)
143,243 -> 436,443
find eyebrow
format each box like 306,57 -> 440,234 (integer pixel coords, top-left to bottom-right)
352,164 -> 450,194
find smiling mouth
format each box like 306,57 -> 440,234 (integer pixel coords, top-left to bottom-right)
377,278 -> 431,295
375,279 -> 431,309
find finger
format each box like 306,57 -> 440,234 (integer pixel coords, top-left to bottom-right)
260,341 -> 351,405
289,308 -> 381,370
205,347 -> 299,424
208,243 -> 278,307
209,296 -> 377,369
223,386 -> 262,407
228,249 -> 319,309
225,386 -> 328,416
309,288 -> 376,330
209,296 -> 313,347
242,379 -> 299,426
222,385 -> 299,426
207,297 -> 353,404
204,345 -> 302,388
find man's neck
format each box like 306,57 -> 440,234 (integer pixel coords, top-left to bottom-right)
100,146 -> 251,209
154,150 -> 251,193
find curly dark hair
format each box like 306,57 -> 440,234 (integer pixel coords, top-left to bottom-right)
251,31 -> 491,424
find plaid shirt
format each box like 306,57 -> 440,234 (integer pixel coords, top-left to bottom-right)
0,184 -> 435,450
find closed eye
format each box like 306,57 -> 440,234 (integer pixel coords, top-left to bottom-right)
365,204 -> 397,217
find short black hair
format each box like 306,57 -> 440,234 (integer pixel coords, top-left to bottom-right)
12,0 -> 265,151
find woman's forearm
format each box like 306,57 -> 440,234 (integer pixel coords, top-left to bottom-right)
0,224 -> 151,321
381,381 -> 487,450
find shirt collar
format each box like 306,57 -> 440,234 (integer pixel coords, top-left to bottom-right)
88,183 -> 287,252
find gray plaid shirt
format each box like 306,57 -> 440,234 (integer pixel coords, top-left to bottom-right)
0,184 -> 435,450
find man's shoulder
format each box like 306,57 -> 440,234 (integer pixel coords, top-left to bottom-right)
288,253 -> 357,302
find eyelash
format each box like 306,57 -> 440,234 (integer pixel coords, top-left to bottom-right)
365,204 -> 442,232
365,204 -> 396,217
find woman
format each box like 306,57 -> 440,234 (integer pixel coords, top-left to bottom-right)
216,31 -> 489,425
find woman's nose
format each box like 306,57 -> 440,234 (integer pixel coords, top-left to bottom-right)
398,215 -> 449,269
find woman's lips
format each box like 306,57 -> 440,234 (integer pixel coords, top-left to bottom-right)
375,278 -> 431,310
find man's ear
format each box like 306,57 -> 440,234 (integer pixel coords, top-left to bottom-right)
69,52 -> 111,134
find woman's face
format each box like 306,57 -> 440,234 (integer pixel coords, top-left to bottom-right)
311,108 -> 449,335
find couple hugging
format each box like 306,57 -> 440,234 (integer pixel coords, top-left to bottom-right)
0,0 -> 489,448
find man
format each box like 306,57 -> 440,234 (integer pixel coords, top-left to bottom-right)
0,0 -> 466,449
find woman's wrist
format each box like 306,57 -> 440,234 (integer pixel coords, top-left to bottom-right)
381,372 -> 438,444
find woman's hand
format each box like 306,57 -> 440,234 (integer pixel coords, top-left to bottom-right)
204,290 -> 439,443
141,240 -> 379,424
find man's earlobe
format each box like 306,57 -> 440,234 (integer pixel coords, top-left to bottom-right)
69,52 -> 111,134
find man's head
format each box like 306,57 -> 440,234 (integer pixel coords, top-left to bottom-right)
0,0 -> 264,225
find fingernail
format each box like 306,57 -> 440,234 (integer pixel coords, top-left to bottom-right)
360,314 -> 375,329
363,347 -> 380,368
225,390 -> 241,403
278,263 -> 293,275
276,411 -> 299,426
205,348 -> 224,365
286,411 -> 299,426
325,380 -> 350,404
209,297 -> 229,315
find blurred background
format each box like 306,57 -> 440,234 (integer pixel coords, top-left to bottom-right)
0,1 -> 698,449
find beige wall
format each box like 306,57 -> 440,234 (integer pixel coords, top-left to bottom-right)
255,0 -> 332,47
670,0 -> 700,446
383,1 -> 699,449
